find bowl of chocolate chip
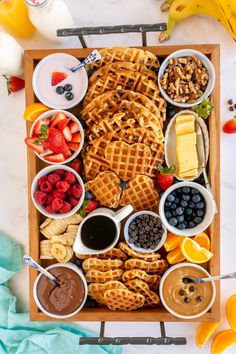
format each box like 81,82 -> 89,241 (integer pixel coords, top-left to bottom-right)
158,49 -> 215,108
33,262 -> 88,319
124,210 -> 167,253
160,263 -> 216,319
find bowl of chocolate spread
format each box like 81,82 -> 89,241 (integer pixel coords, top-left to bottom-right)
33,263 -> 87,318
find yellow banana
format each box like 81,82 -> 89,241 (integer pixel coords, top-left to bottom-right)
159,0 -> 236,42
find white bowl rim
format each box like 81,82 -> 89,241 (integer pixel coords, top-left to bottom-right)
164,109 -> 209,181
159,262 -> 216,319
32,52 -> 88,110
29,109 -> 84,165
158,49 -> 216,108
31,164 -> 85,219
159,181 -> 215,236
124,210 -> 167,253
33,262 -> 88,319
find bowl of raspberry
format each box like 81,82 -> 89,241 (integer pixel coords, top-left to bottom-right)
31,165 -> 85,219
25,110 -> 84,164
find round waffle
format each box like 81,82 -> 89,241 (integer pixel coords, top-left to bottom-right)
81,89 -> 163,126
88,46 -> 160,70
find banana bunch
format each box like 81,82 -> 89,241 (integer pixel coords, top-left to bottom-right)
159,0 -> 236,42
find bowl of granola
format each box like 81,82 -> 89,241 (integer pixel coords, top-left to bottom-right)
158,49 -> 215,108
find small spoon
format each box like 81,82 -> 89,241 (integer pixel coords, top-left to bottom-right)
68,49 -> 101,73
183,271 -> 236,284
23,255 -> 59,286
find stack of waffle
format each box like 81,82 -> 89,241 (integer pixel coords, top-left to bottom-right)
77,242 -> 168,311
82,46 -> 166,211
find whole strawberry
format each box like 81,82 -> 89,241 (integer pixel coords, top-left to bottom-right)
70,158 -> 83,174
157,164 -> 176,191
3,75 -> 25,95
39,126 -> 68,153
79,200 -> 99,216
223,116 -> 236,134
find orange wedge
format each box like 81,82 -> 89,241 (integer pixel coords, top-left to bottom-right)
196,322 -> 220,348
194,232 -> 211,251
164,232 -> 184,252
227,294 -> 236,332
23,103 -> 50,121
211,329 -> 236,354
167,246 -> 185,264
180,237 -> 214,264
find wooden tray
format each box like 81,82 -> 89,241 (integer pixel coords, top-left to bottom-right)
24,44 -> 220,322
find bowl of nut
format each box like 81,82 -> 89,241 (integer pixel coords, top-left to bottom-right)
124,210 -> 167,253
158,49 -> 215,108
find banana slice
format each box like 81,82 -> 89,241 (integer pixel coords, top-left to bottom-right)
40,218 -> 52,229
51,233 -> 75,246
57,247 -> 73,263
40,240 -> 54,259
51,243 -> 67,261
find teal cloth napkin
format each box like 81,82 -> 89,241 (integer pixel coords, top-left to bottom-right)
0,232 -> 123,354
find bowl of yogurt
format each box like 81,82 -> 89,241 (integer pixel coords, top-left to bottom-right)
32,53 -> 88,110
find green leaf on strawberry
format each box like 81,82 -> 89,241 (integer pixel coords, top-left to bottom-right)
157,164 -> 176,174
192,97 -> 214,119
33,124 -> 49,145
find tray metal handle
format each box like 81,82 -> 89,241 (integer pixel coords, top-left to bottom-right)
57,23 -> 167,48
79,322 -> 187,345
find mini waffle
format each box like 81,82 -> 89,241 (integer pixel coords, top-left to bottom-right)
103,288 -> 145,311
125,258 -> 168,274
88,46 -> 159,70
125,279 -> 160,307
89,62 -> 157,84
118,241 -> 161,262
122,269 -> 161,289
120,174 -> 160,211
83,70 -> 163,108
75,247 -> 128,261
85,171 -> 122,208
85,269 -> 124,283
81,89 -> 163,126
88,281 -> 126,304
82,258 -> 124,272
105,142 -> 152,181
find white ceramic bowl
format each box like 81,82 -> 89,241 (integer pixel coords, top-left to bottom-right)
32,53 -> 88,110
159,263 -> 216,319
164,110 -> 209,181
30,109 -> 84,165
158,49 -> 215,108
124,210 -> 167,253
159,182 -> 215,236
33,262 -> 88,319
31,165 -> 85,219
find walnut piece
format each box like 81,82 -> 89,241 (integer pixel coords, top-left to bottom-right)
160,55 -> 209,103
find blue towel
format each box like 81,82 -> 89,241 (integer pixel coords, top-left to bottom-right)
0,232 -> 122,354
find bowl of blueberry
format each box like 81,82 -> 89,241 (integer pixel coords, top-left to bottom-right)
124,210 -> 167,253
159,182 -> 215,236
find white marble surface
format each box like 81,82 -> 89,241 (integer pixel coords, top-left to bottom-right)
1,0 -> 236,353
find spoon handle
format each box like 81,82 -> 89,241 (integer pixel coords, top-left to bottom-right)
23,255 -> 58,285
197,272 -> 236,283
70,49 -> 101,73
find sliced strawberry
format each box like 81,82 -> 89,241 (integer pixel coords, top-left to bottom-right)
42,127 -> 68,154
33,118 -> 50,136
51,72 -> 67,86
57,118 -> 70,132
44,153 -> 65,163
39,149 -> 53,157
25,137 -> 44,154
69,121 -> 80,134
62,126 -> 72,142
50,112 -> 67,127
63,148 -> 72,159
68,142 -> 80,151
71,132 -> 81,143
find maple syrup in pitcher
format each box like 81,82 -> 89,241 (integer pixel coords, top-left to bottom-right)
81,215 -> 117,250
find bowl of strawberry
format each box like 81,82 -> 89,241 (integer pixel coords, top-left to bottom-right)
31,165 -> 85,219
25,110 -> 84,164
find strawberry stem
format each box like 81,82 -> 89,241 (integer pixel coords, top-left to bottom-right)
157,164 -> 176,174
2,75 -> 11,95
